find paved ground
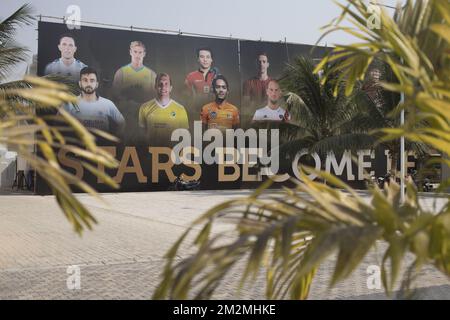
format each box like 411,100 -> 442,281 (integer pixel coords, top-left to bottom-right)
0,189 -> 449,300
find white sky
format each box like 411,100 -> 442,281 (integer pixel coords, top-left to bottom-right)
2,0 -> 399,80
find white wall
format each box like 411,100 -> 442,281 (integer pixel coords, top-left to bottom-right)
0,145 -> 17,188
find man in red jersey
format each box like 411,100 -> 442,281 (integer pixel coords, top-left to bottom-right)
185,47 -> 219,98
243,52 -> 273,103
242,52 -> 273,128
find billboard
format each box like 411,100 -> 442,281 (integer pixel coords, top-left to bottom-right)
36,21 -> 415,194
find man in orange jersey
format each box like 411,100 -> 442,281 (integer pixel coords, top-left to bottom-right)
200,75 -> 240,131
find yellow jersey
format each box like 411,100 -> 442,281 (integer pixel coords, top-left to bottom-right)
119,64 -> 157,91
139,99 -> 189,145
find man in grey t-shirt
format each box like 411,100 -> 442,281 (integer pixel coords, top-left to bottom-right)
44,34 -> 87,82
63,67 -> 125,135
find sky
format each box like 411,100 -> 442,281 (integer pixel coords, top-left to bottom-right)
2,0 -> 399,80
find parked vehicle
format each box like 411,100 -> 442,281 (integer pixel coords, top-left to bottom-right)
170,175 -> 201,191
422,177 -> 433,192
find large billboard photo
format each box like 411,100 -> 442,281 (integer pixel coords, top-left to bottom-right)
36,21 -> 414,194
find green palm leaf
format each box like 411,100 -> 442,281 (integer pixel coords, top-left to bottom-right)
0,5 -> 118,234
155,0 -> 450,300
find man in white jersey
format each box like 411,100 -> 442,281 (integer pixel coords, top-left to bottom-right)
63,67 -> 125,135
252,80 -> 290,122
44,34 -> 87,82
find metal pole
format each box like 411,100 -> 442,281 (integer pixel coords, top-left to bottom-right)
372,0 -> 407,204
400,97 -> 405,203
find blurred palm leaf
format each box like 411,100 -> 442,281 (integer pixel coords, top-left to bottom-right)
0,5 -> 119,234
0,4 -> 34,81
154,171 -> 449,299
278,56 -> 426,175
279,56 -> 374,158
154,0 -> 450,300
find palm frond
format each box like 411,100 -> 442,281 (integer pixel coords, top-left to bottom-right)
0,4 -> 34,82
0,45 -> 30,80
155,0 -> 450,300
0,4 -> 34,43
310,133 -> 376,155
154,171 -> 449,300
1,75 -> 119,234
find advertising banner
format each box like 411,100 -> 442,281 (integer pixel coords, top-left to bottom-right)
36,21 -> 415,194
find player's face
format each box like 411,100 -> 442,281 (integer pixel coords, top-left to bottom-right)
267,81 -> 281,103
130,45 -> 146,64
370,69 -> 381,82
214,79 -> 228,100
156,76 -> 172,98
79,73 -> 98,94
257,55 -> 269,73
58,37 -> 76,59
198,50 -> 213,69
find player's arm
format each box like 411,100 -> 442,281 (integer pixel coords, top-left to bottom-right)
44,62 -> 52,75
151,70 -> 157,82
242,80 -> 254,118
180,107 -> 189,130
138,104 -> 148,135
200,105 -> 209,132
243,79 -> 250,97
252,109 -> 259,123
112,68 -> 123,89
283,109 -> 291,123
184,75 -> 195,97
110,104 -> 126,136
243,79 -> 254,101
56,102 -> 70,117
232,109 -> 240,130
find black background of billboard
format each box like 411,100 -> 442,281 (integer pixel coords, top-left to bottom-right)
36,21 -> 394,194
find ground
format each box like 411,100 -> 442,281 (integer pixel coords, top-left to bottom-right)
0,189 -> 449,300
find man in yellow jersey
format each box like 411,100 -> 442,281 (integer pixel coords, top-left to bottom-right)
113,41 -> 157,102
139,73 -> 189,146
201,75 -> 240,131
